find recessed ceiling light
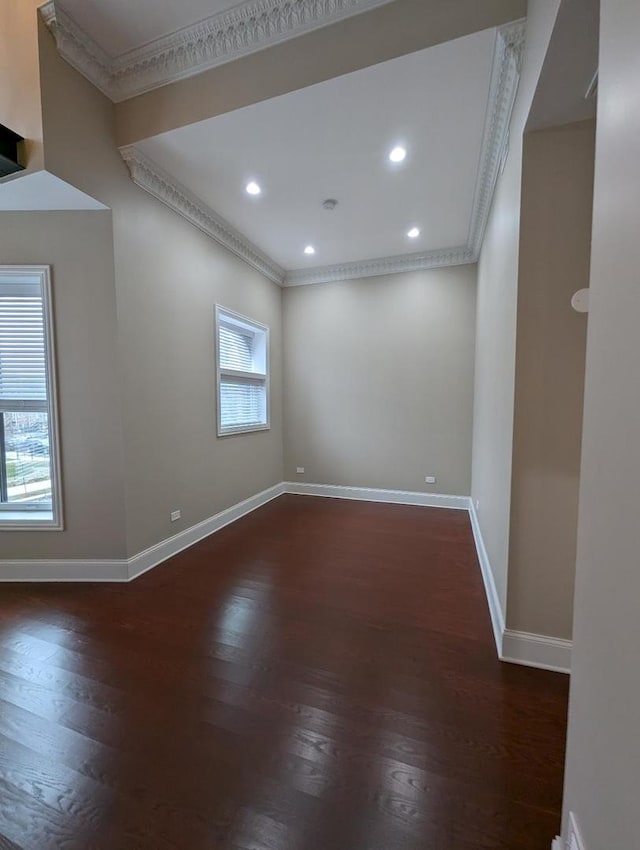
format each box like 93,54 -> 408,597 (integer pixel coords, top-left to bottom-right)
245,181 -> 261,195
389,146 -> 407,163
304,245 -> 316,255
407,227 -> 421,239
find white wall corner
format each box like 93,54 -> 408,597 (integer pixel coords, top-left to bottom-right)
551,837 -> 564,850
468,500 -> 505,656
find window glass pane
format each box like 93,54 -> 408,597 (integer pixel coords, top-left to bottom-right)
220,381 -> 265,429
2,410 -> 52,505
219,324 -> 253,372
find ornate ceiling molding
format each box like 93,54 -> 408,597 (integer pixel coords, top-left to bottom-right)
111,18 -> 525,288
467,19 -> 526,257
40,0 -> 396,103
119,146 -> 285,285
284,247 -> 475,287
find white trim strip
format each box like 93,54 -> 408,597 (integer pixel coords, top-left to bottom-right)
284,481 -> 470,509
119,147 -> 285,285
43,9 -> 525,288
468,499 -> 505,656
0,483 -> 284,582
501,629 -> 572,674
0,479 -> 572,673
0,559 -> 128,582
284,246 -> 475,287
40,0 -> 396,102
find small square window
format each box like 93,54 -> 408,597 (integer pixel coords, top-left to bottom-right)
215,306 -> 270,436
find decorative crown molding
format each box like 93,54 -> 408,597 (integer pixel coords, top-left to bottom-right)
40,0 -> 396,103
284,246 -> 475,286
112,17 -> 525,287
40,1 -> 115,100
120,146 -> 285,285
467,19 -> 526,257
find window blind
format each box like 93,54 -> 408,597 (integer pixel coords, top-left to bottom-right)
219,324 -> 254,372
216,308 -> 268,434
219,380 -> 265,429
0,293 -> 47,410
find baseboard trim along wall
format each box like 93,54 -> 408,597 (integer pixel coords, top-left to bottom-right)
0,483 -> 285,583
0,480 -> 573,672
127,483 -> 285,581
502,630 -> 572,674
468,500 -> 505,656
284,481 -> 470,510
467,499 -> 572,674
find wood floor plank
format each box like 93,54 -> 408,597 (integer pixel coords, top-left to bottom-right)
0,496 -> 568,849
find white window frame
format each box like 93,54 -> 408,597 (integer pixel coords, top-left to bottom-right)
0,265 -> 63,530
215,305 -> 270,437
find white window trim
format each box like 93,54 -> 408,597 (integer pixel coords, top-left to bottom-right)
0,265 -> 64,531
215,304 -> 270,437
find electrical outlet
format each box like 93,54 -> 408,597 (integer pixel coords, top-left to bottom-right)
425,475 -> 436,484
296,467 -> 305,474
170,510 -> 181,522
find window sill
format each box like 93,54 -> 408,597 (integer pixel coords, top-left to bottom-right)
217,423 -> 271,437
0,511 -> 62,531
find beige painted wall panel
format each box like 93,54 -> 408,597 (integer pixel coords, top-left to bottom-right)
471,0 -> 560,616
0,211 -> 127,559
562,0 -> 640,845
35,22 -> 284,558
507,120 -> 594,640
283,266 -> 476,494
0,3 -> 45,172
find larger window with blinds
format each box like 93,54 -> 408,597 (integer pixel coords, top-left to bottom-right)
215,306 -> 269,436
0,266 -> 62,528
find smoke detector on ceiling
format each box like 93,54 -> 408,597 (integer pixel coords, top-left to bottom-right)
322,198 -> 338,211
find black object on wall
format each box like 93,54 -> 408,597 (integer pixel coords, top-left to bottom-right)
0,124 -> 25,178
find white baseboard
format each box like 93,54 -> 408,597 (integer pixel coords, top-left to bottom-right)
501,629 -> 572,674
468,500 -> 505,656
0,482 -> 284,583
0,479 -> 574,674
467,501 -> 572,673
0,558 -> 128,582
567,812 -> 585,850
283,481 -> 470,510
127,482 -> 285,580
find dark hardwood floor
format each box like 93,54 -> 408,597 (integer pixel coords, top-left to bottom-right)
0,495 -> 568,849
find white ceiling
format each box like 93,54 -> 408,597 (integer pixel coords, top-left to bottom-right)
59,0 -> 243,56
137,29 -> 496,270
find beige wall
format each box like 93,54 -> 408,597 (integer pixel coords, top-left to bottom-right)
0,3 -> 45,172
3,23 -> 285,560
507,119 -> 594,639
283,266 -> 476,494
471,0 -> 560,617
562,0 -> 640,845
0,211 -> 127,559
